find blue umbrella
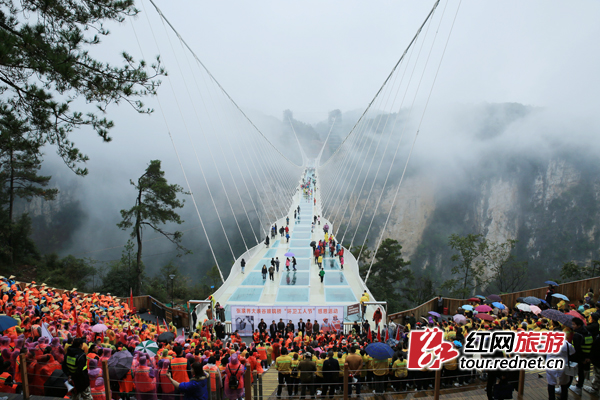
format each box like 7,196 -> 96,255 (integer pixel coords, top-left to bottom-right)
284,252 -> 295,257
539,299 -> 548,304
552,294 -> 569,301
492,302 -> 505,310
462,305 -> 474,311
0,316 -> 17,331
365,342 -> 394,360
545,281 -> 559,286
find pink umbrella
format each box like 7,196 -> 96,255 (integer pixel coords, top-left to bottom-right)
91,324 -> 108,333
477,313 -> 496,322
529,305 -> 542,315
453,314 -> 467,324
475,305 -> 493,312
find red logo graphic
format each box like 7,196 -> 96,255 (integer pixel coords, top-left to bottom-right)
407,328 -> 459,370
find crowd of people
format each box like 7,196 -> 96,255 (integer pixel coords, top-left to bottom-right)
0,269 -> 600,400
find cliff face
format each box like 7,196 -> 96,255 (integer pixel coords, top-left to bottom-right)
329,103 -> 600,291
370,154 -> 600,289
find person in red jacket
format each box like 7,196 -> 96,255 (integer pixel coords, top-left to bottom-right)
38,353 -> 62,389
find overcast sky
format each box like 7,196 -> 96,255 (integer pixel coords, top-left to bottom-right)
118,0 -> 600,123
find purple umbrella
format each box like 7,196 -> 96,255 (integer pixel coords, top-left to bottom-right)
284,252 -> 295,257
487,294 -> 502,302
428,311 -> 441,318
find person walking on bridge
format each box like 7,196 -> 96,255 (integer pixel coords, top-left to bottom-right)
269,265 -> 275,281
262,265 -> 268,280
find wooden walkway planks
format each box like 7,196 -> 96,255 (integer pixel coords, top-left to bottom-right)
261,371 -> 599,400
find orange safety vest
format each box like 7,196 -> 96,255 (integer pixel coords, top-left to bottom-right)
257,347 -> 267,361
0,373 -> 16,393
119,370 -> 135,393
170,357 -> 189,383
159,370 -> 175,393
203,364 -> 219,392
134,366 -> 156,393
91,387 -> 106,400
14,358 -> 21,383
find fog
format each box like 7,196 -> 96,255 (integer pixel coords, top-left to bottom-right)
18,0 -> 600,283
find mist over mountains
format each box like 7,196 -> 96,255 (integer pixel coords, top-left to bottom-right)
17,101 -> 600,296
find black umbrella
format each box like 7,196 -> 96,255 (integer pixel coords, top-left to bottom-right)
310,241 -> 316,247
523,296 -> 541,305
44,369 -> 69,398
108,350 -> 133,380
516,297 -> 524,303
157,332 -> 175,343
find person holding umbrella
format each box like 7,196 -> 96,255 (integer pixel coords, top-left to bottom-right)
546,284 -> 556,305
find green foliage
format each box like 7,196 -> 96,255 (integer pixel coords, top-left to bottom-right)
349,240 -> 371,268
440,234 -> 487,298
0,106 -> 57,266
404,273 -> 437,307
481,239 -> 528,293
100,240 -> 139,297
560,260 -> 600,282
0,213 -> 39,269
360,238 -> 412,311
0,0 -> 163,175
37,254 -> 96,292
117,160 -> 189,295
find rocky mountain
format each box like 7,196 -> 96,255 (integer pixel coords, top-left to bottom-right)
319,102 -> 600,291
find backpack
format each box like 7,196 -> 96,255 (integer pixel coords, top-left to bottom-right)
228,365 -> 241,390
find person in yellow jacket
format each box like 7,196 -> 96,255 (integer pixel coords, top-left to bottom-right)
372,357 -> 389,394
443,354 -> 459,387
316,352 -> 325,389
290,353 -> 301,396
275,348 -> 293,398
360,291 -> 370,318
362,350 -> 373,385
392,356 -> 408,392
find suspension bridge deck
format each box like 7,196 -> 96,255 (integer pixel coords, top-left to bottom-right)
197,169 -> 380,329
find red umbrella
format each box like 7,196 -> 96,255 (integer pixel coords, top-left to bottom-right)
377,327 -> 381,342
367,326 -> 372,342
477,313 -> 496,322
566,311 -> 587,325
395,327 -> 401,341
467,297 -> 481,302
475,305 -> 493,312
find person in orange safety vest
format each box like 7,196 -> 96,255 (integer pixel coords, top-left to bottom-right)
169,346 -> 190,384
202,356 -> 221,399
133,355 -> 156,399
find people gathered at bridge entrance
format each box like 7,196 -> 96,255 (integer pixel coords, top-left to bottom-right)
1,276 -> 600,400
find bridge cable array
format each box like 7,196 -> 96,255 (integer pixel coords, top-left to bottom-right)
125,0 -> 306,282
317,0 -> 462,283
